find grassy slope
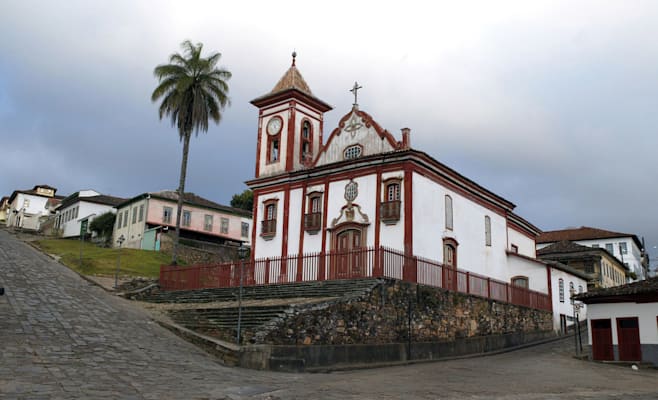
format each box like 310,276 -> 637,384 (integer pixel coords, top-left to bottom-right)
34,239 -> 172,278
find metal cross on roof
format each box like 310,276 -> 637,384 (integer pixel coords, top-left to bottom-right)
350,81 -> 362,106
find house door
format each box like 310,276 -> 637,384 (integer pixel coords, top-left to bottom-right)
333,228 -> 363,279
560,314 -> 567,334
617,317 -> 641,361
591,319 -> 614,361
442,240 -> 458,291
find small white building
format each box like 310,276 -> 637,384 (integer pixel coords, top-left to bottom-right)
5,185 -> 63,231
576,277 -> 658,366
247,55 -> 549,299
543,260 -> 590,333
54,190 -> 125,238
537,226 -> 649,281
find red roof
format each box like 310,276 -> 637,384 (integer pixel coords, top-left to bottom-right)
537,226 -> 641,248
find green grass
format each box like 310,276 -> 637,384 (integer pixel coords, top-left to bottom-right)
34,239 -> 173,278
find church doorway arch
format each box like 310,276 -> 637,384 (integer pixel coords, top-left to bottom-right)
330,222 -> 367,279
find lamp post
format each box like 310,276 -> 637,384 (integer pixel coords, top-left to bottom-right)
570,287 -> 583,355
236,244 -> 248,345
114,234 -> 125,289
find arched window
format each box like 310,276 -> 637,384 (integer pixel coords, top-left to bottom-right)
484,215 -> 491,246
344,144 -> 362,160
300,120 -> 313,162
261,199 -> 278,237
381,178 -> 402,224
569,282 -> 575,303
266,116 -> 282,164
559,279 -> 565,303
445,195 -> 453,230
304,192 -> 323,233
511,276 -> 529,289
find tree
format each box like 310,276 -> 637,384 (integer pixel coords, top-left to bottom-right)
89,212 -> 116,244
152,40 -> 231,264
230,189 -> 253,211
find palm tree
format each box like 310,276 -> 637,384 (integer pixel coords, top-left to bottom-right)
152,40 -> 231,264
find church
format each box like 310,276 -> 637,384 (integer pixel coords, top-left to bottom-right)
246,53 -> 550,296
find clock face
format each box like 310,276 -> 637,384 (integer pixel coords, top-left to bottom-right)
267,117 -> 282,135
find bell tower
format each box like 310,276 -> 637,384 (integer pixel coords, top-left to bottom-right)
250,52 -> 333,178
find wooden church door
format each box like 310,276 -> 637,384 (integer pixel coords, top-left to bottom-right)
333,228 -> 363,279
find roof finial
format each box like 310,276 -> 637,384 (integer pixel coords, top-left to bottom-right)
350,81 -> 362,108
292,50 -> 297,67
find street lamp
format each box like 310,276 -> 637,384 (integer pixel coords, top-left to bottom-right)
114,234 -> 125,289
236,244 -> 248,345
570,287 -> 583,355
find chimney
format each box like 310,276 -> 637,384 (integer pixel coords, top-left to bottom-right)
401,127 -> 411,149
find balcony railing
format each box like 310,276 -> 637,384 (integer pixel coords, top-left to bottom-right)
261,219 -> 276,237
304,212 -> 322,233
380,200 -> 401,224
160,246 -> 552,312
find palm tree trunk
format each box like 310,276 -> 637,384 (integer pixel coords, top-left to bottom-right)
172,132 -> 191,265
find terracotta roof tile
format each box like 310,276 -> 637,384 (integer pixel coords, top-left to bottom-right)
537,226 -> 641,248
575,276 -> 658,302
269,65 -> 312,96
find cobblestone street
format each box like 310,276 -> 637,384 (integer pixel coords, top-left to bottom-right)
1,229 -> 656,399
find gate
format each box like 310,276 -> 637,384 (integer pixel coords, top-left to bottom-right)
591,319 -> 614,361
617,317 -> 641,361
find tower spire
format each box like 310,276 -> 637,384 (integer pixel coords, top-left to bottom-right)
292,50 -> 297,67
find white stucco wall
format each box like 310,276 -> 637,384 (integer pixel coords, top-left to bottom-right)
255,191 -> 285,258
505,255 -> 548,293
113,199 -> 148,249
59,201 -> 116,238
508,228 -> 536,258
550,268 -> 588,332
412,173 -> 509,282
586,302 -> 657,345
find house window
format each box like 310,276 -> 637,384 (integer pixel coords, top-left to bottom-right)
569,282 -> 575,303
116,212 -> 122,228
182,210 -> 191,227
266,116 -> 282,163
262,200 -> 278,237
578,285 -> 583,293
619,242 -> 628,255
121,211 -> 127,227
300,120 -> 312,162
204,215 -> 213,231
605,243 -> 614,253
484,216 -> 491,246
591,244 -> 599,248
344,145 -> 362,160
559,279 -> 565,303
132,207 -> 137,224
220,217 -> 229,234
511,276 -> 529,289
381,178 -> 402,224
445,195 -> 453,230
241,222 -> 249,238
269,138 -> 280,162
163,207 -> 172,224
138,205 -> 144,222
304,192 -> 323,233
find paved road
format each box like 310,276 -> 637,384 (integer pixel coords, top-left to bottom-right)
1,229 -> 656,399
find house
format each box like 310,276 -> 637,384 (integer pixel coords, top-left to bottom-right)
575,277 -> 658,366
538,240 -> 630,289
543,259 -> 590,333
5,185 -> 64,231
54,190 -> 126,238
112,190 -> 252,250
246,55 -> 550,296
537,226 -> 649,281
0,196 -> 9,224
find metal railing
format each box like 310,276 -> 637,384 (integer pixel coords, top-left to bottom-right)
160,246 -> 551,311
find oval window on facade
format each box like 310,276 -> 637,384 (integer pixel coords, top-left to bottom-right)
344,145 -> 362,160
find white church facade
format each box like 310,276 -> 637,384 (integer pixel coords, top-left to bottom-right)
246,55 -> 550,297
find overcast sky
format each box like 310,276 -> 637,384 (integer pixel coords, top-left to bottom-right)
2,1 -> 657,268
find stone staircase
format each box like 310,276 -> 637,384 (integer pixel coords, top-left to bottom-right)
142,278 -> 379,303
140,278 -> 381,344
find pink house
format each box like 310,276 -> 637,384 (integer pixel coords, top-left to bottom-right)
112,190 -> 252,250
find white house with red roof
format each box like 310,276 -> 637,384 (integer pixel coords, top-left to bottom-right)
247,54 -> 550,295
537,226 -> 649,281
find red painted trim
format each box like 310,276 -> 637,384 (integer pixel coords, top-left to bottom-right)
285,103 -> 296,171
404,166 -> 413,257
374,168 -> 382,250
281,185 -> 291,262
319,178 -> 330,281
250,191 -> 259,262
298,184 -> 307,254
255,113 -> 263,177
546,264 -> 553,304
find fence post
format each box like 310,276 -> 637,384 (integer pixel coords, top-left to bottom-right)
466,272 -> 470,294
373,247 -> 383,277
318,252 -> 326,281
486,278 -> 491,299
296,254 -> 303,282
264,258 -> 271,285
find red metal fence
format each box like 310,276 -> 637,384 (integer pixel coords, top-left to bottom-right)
160,246 -> 551,311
